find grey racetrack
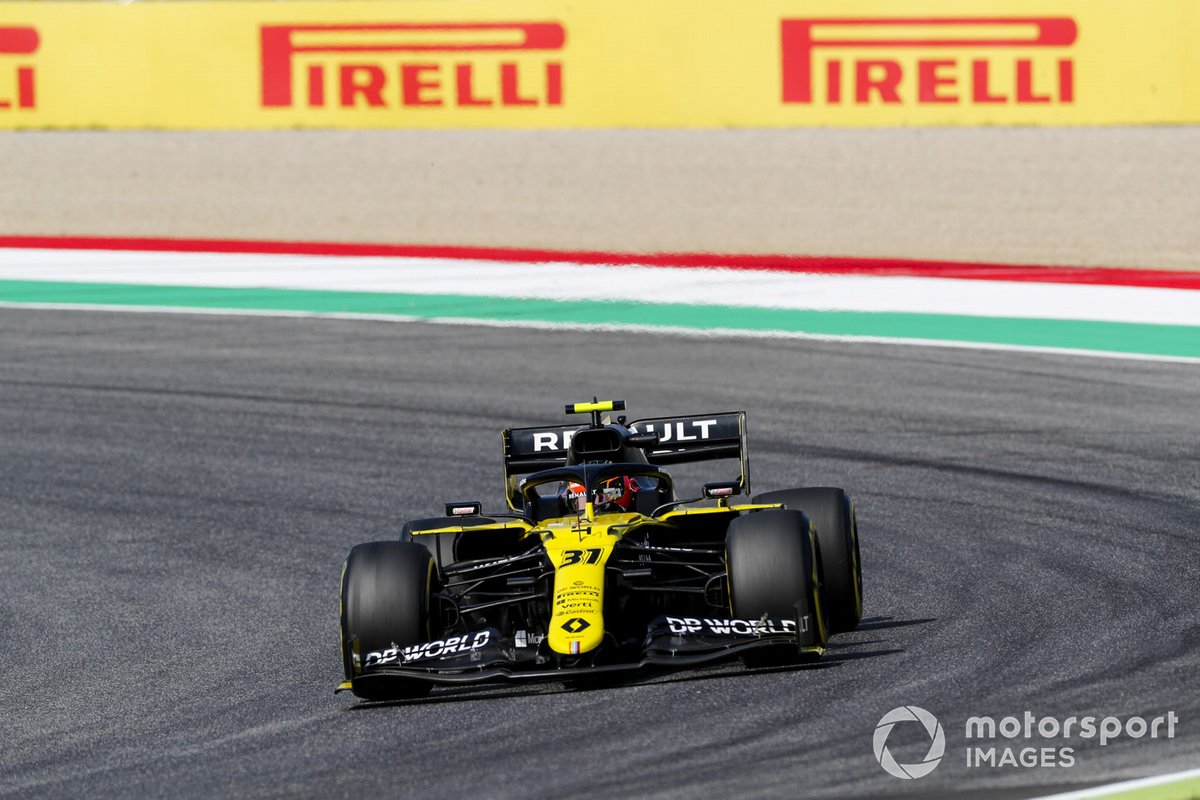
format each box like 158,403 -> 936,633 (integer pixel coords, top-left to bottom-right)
1,309 -> 1197,799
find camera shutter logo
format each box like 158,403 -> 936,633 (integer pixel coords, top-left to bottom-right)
873,706 -> 945,779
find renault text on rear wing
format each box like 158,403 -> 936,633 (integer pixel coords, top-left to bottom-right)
502,412 -> 748,508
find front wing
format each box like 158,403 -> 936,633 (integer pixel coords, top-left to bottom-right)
337,614 -> 820,693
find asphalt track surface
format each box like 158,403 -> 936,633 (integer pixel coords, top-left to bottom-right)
1,309 -> 1197,799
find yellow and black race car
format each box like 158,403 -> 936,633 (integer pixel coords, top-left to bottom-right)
337,400 -> 863,700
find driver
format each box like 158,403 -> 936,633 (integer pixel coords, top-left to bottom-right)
562,476 -> 641,514
595,475 -> 639,513
563,481 -> 587,513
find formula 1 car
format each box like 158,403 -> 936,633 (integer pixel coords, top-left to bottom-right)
337,400 -> 862,700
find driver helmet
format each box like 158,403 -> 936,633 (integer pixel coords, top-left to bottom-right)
595,475 -> 639,512
563,481 -> 587,513
562,477 -> 641,513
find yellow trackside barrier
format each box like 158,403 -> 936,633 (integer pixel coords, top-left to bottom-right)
0,0 -> 1197,129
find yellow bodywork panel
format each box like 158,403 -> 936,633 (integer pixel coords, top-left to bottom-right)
409,520 -> 533,537
657,503 -> 780,521
539,512 -> 639,655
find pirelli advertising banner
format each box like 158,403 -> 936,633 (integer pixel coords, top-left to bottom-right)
1,0 -> 1198,129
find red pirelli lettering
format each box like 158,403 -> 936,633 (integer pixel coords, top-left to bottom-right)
918,60 -> 957,103
340,64 -> 386,108
781,17 -> 1077,107
2,27 -> 39,111
402,64 -> 440,106
16,65 -> 34,108
456,63 -> 491,106
308,65 -> 325,106
546,62 -> 563,106
500,62 -> 536,106
261,22 -> 565,109
855,61 -> 900,104
972,60 -> 1005,103
0,26 -> 38,55
1059,60 -> 1074,103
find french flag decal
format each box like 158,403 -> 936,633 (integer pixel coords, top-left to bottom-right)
569,641 -> 581,655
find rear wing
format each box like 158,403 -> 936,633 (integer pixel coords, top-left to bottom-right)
502,411 -> 748,508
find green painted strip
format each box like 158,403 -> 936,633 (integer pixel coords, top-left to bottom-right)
1050,775 -> 1200,800
1100,776 -> 1200,800
1,279 -> 1198,359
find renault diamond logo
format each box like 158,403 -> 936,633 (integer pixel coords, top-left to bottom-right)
561,618 -> 590,633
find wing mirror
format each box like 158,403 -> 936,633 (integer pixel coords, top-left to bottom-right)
445,501 -> 483,517
702,481 -> 741,500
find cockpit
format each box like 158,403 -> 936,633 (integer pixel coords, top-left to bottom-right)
520,464 -> 674,521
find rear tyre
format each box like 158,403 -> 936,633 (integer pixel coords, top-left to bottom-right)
340,540 -> 435,701
753,487 -> 862,633
726,509 -> 828,666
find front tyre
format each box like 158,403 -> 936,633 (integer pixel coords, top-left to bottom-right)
726,509 -> 828,665
340,541 -> 435,701
752,487 -> 862,633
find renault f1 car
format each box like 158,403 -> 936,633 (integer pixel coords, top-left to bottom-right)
337,400 -> 862,700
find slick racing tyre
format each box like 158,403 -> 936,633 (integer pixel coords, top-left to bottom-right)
726,509 -> 828,665
340,541 -> 435,701
752,487 -> 862,633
